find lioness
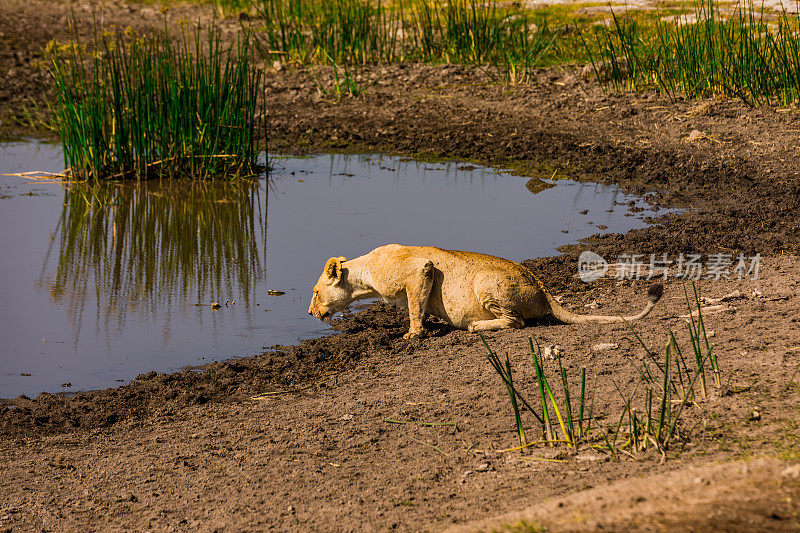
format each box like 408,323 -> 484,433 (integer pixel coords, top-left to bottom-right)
309,244 -> 663,339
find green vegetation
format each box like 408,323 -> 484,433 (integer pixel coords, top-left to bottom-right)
249,0 -> 800,102
254,0 -> 402,64
251,0 -> 568,83
588,0 -> 800,105
212,0 -> 253,17
482,282 -> 721,459
46,19 -> 265,180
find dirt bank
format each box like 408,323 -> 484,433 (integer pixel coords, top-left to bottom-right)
1,0 -> 799,531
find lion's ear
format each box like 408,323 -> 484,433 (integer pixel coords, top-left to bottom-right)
324,257 -> 343,283
337,256 -> 347,262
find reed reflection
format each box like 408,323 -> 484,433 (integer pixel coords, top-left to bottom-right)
38,179 -> 267,344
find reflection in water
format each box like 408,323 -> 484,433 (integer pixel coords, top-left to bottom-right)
38,180 -> 266,345
526,177 -> 556,195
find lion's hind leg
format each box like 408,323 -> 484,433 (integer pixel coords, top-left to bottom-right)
467,299 -> 525,333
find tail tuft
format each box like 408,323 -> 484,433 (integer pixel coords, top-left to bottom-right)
648,282 -> 664,303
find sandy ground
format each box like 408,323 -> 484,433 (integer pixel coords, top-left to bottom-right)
0,0 -> 799,531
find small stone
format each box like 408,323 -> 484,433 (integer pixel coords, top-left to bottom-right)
272,60 -> 283,72
780,465 -> 800,479
543,345 -> 562,361
592,342 -> 619,352
750,410 -> 761,421
721,290 -> 743,301
686,129 -> 706,142
475,463 -> 490,472
340,414 -> 354,421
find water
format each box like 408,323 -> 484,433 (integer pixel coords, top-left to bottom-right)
0,142 -> 666,398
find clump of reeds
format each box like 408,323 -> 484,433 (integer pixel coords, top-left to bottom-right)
482,281 -> 722,459
254,0 -> 402,64
410,0 -> 555,78
482,336 -> 593,451
587,0 -> 800,105
213,0 -> 253,18
46,18 -> 265,180
252,0 -> 559,84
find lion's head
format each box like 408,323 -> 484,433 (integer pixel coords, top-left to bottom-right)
308,256 -> 349,321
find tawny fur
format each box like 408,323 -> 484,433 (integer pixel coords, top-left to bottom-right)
308,244 -> 663,339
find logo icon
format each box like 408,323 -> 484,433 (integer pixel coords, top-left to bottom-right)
578,251 -> 608,283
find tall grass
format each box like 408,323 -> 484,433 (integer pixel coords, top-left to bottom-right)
588,0 -> 800,105
254,0 -> 402,64
482,283 -> 722,458
482,335 -> 590,450
46,19 -> 265,180
411,0 -> 557,82
213,0 -> 253,18
252,0 -> 559,83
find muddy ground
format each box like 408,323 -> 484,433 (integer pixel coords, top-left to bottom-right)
1,0 -> 799,531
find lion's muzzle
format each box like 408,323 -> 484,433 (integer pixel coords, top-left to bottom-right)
308,303 -> 332,322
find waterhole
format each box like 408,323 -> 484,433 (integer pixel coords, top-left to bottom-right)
0,142 -> 667,397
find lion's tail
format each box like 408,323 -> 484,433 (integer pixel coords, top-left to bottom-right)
546,283 -> 664,325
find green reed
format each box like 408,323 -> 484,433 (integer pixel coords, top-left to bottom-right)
213,0 -> 253,17
482,335 -> 590,450
252,0 -> 559,83
411,0 -> 557,82
411,0 -> 507,64
482,283 -> 721,458
46,19 -> 265,180
41,179 -> 266,334
254,0 -> 402,64
588,0 -> 800,105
